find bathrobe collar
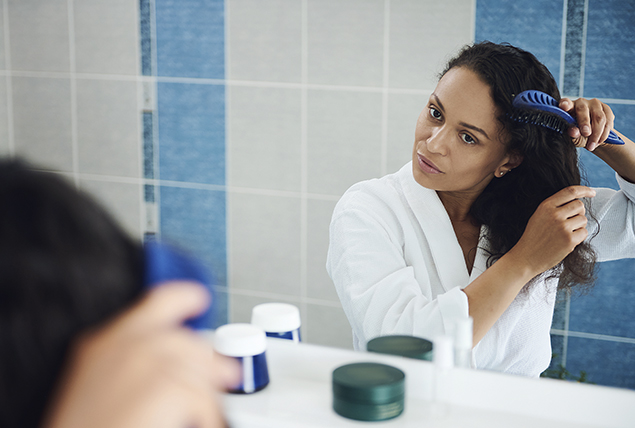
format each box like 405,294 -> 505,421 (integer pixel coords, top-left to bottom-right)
399,162 -> 488,291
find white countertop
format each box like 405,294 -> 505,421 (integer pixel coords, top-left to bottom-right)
221,338 -> 635,427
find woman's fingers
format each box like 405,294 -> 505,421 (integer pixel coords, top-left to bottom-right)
560,97 -> 616,151
112,281 -> 211,337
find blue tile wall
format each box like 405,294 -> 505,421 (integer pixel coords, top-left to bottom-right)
569,259 -> 635,338
146,0 -> 227,326
157,82 -> 225,184
475,0 -> 563,83
155,0 -> 225,79
566,337 -> 635,389
476,0 -> 635,390
583,0 -> 635,99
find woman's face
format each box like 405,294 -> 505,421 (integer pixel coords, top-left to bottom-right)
412,67 -> 518,199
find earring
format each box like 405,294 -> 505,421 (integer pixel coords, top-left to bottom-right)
499,171 -> 505,176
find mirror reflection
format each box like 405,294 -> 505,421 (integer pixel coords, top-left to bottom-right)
1,0 -> 634,402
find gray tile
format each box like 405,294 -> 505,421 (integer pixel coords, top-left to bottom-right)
79,178 -> 142,239
76,79 -> 140,177
229,293 -> 303,326
8,0 -> 70,72
389,0 -> 473,90
12,76 -> 73,171
228,0 -> 302,82
386,92 -> 429,174
0,78 -> 8,156
229,192 -> 301,296
306,198 -> 339,302
228,85 -> 302,191
0,4 -> 5,70
73,0 -> 139,75
307,89 -> 383,195
306,303 -> 353,349
307,0 -> 384,87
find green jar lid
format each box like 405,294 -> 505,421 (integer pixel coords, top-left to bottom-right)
332,362 -> 405,421
367,335 -> 433,361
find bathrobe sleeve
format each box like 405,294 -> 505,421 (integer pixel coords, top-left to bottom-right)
587,174 -> 635,261
327,177 -> 469,350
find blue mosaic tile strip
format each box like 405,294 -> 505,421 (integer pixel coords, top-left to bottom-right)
562,0 -> 585,96
154,0 -> 225,79
139,0 -> 153,76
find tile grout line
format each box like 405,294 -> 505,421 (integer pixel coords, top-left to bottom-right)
550,328 -> 635,345
3,0 -> 14,156
559,0 -> 568,91
224,0 -> 233,322
578,0 -> 589,97
66,0 -> 79,186
379,0 -> 390,177
150,0 -> 161,236
299,0 -> 309,341
562,288 -> 571,368
135,0 -> 145,240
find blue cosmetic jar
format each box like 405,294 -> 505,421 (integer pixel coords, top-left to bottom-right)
251,303 -> 302,343
214,323 -> 269,394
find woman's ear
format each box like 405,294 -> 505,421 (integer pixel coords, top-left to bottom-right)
505,152 -> 523,169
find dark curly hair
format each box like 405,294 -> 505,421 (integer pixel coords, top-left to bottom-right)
0,159 -> 144,428
441,41 -> 597,291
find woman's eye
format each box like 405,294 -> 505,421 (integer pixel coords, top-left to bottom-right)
429,106 -> 442,120
461,133 -> 476,144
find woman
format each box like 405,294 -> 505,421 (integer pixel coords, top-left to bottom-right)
0,160 -> 238,428
327,42 -> 635,377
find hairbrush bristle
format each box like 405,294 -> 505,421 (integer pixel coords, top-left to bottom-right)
508,109 -> 569,134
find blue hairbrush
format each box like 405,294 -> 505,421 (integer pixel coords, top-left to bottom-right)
143,240 -> 213,330
510,90 -> 624,145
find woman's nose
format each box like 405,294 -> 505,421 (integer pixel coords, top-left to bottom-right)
426,126 -> 448,155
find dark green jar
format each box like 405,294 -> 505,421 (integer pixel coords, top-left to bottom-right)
332,362 -> 405,421
367,335 -> 433,361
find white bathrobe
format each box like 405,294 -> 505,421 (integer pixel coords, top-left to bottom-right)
327,162 -> 635,377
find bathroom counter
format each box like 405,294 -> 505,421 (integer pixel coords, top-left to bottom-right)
221,338 -> 635,428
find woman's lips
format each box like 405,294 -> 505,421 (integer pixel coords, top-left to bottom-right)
417,153 -> 443,174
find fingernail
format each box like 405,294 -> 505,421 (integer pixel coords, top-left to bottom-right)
582,125 -> 591,135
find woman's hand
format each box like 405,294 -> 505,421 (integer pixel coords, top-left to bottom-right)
42,282 -> 240,428
509,185 -> 596,276
559,97 -> 615,152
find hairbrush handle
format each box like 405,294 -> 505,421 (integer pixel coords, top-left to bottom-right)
143,241 -> 214,330
606,130 -> 625,145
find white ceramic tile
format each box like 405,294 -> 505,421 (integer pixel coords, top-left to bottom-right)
0,78 -> 8,156
228,85 -> 302,191
8,0 -> 70,72
73,0 -> 139,75
76,79 -> 140,177
389,0 -> 474,90
229,293 -> 302,325
386,92 -> 430,174
12,76 -> 73,171
307,89 -> 383,195
229,192 -> 301,296
79,178 -> 142,239
228,0 -> 301,82
306,303 -> 353,349
307,0 -> 384,86
306,198 -> 339,302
